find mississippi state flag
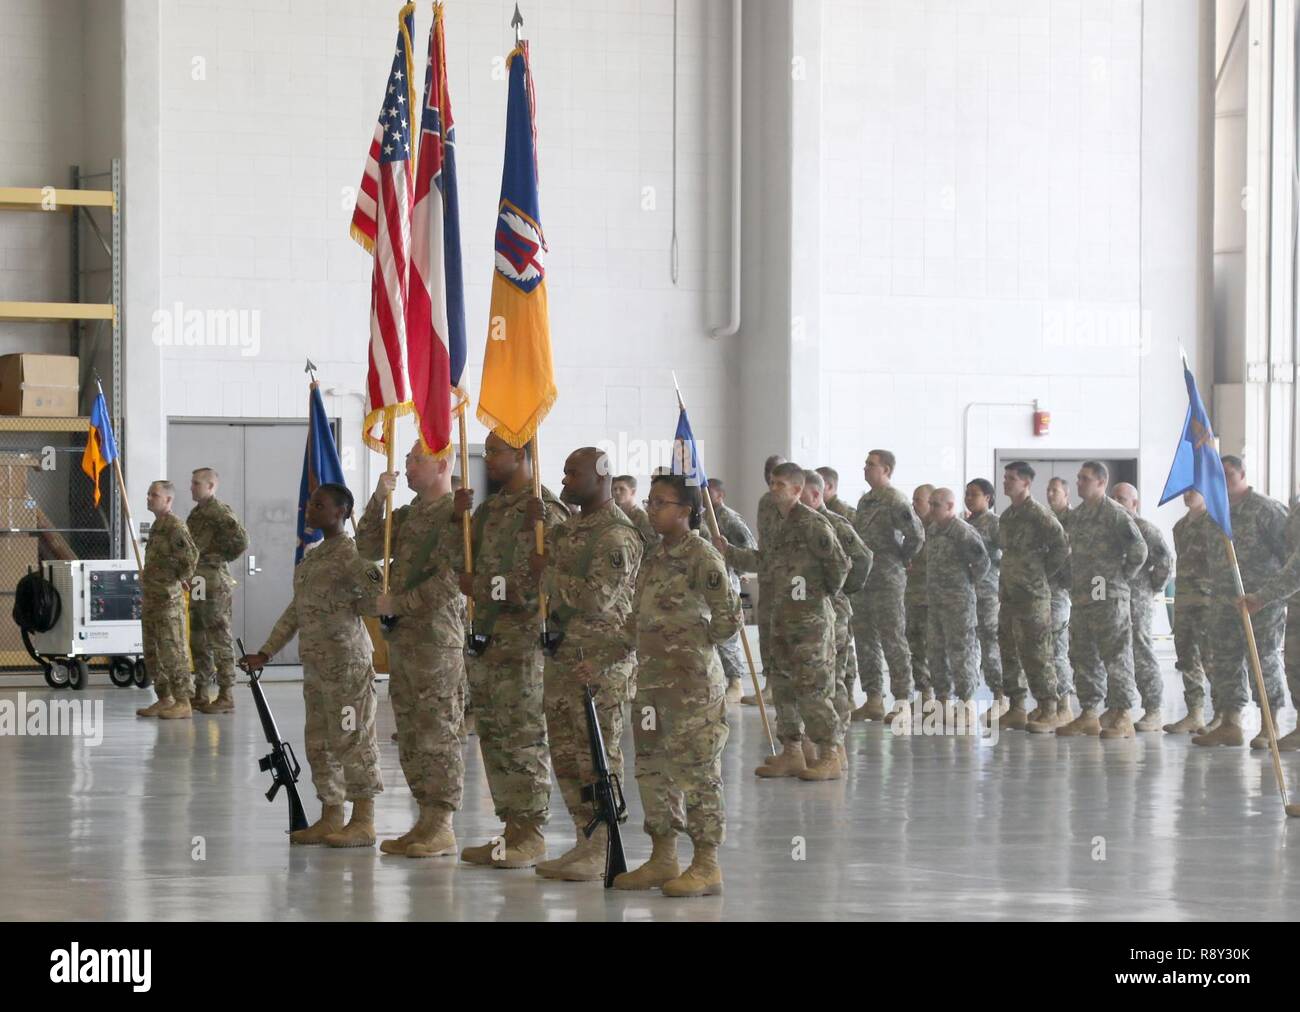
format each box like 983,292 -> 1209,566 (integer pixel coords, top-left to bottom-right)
407,1 -> 466,459
476,41 -> 555,449
351,3 -> 417,452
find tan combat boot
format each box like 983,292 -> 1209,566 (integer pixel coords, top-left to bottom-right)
491,817 -> 546,869
1100,709 -> 1135,739
189,690 -> 209,710
883,698 -> 910,725
1026,701 -> 1043,723
852,694 -> 886,722
755,740 -> 806,779
1098,708 -> 1119,730
1056,710 -> 1102,736
551,825 -> 608,882
1163,707 -> 1206,734
405,806 -> 457,859
461,828 -> 507,866
535,820 -> 596,879
724,680 -> 743,705
198,687 -> 235,714
1250,726 -> 1275,751
1192,710 -> 1244,747
800,738 -> 819,767
797,745 -> 842,781
613,832 -> 680,890
324,798 -> 376,848
136,694 -> 172,718
1025,698 -> 1059,734
741,685 -> 772,707
157,698 -> 193,720
662,842 -> 723,898
1134,707 -> 1162,732
981,695 -> 1008,730
1204,712 -> 1224,733
290,803 -> 345,846
381,804 -> 438,856
1277,728 -> 1300,752
1055,695 -> 1075,725
1001,698 -> 1028,731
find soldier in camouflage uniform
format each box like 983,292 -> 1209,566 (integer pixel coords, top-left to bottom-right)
243,483 -> 384,848
994,463 -> 1067,735
186,468 -> 248,713
905,484 -> 934,701
719,463 -> 850,780
925,488 -> 989,715
1195,455 -> 1288,748
135,481 -> 200,721
1056,462 -> 1147,739
1165,490 -> 1214,733
615,473 -> 741,897
708,478 -> 757,704
1243,494 -> 1300,750
737,455 -> 786,710
528,448 -> 643,882
851,450 -> 925,723
454,432 -> 568,867
818,466 -> 857,525
1113,483 -> 1173,732
614,475 -> 658,549
360,444 -> 466,859
964,479 -> 1006,714
1045,477 -> 1075,713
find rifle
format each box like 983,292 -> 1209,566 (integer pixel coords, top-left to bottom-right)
578,684 -> 628,888
237,637 -> 309,834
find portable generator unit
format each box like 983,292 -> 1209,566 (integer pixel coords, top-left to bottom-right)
15,560 -> 147,690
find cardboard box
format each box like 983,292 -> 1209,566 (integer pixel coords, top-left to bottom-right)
0,354 -> 80,417
0,453 -> 38,499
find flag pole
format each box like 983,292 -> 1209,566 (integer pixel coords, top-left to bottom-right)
530,433 -> 547,636
1225,535 -> 1300,817
457,402 -> 475,624
94,377 -> 144,573
381,415 -> 396,593
672,373 -> 776,756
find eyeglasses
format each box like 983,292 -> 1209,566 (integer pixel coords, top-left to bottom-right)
644,497 -> 687,511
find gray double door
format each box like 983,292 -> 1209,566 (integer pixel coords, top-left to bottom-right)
167,420 -> 318,666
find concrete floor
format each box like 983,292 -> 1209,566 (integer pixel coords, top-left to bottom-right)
3,656 -> 1300,922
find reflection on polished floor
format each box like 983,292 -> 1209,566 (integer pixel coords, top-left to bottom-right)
3,663 -> 1300,922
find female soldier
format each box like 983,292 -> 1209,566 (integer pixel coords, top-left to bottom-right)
240,483 -> 384,848
614,473 -> 741,897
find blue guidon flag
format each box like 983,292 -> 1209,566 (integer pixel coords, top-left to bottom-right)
296,382 -> 347,564
671,405 -> 709,490
1158,355 -> 1232,538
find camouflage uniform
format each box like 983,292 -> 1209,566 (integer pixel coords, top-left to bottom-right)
466,485 -> 569,824
261,535 -> 384,805
141,513 -> 199,700
825,495 -> 857,525
357,490 -> 465,812
820,507 -> 871,734
186,497 -> 247,693
621,502 -> 659,550
1130,515 -> 1173,711
967,510 -> 1005,695
1204,490 -> 1288,714
711,501 -> 757,686
1253,498 -> 1300,709
852,487 -> 925,701
728,503 -> 850,747
1172,509 -> 1214,712
749,492 -> 782,695
1049,506 -> 1074,696
1064,498 -> 1147,711
925,517 -> 990,700
997,497 -> 1067,704
540,500 -> 643,826
905,536 -> 931,694
628,533 -> 741,846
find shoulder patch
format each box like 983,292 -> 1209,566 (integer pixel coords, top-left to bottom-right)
819,533 -> 831,550
707,570 -> 722,591
610,550 -> 624,570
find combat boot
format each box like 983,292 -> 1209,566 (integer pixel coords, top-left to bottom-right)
661,842 -> 722,898
381,804 -> 438,856
1276,728 -> 1300,752
491,817 -> 546,868
157,698 -> 193,720
797,746 -> 842,781
552,825 -> 608,882
405,806 -> 457,859
189,690 -> 209,710
755,740 -> 806,778
741,685 -> 771,707
1000,699 -> 1028,731
290,803 -> 345,846
1192,710 -> 1244,747
724,680 -> 743,704
460,829 -> 507,866
613,832 -> 680,890
1250,726 -> 1275,751
1025,698 -> 1059,734
1056,710 -> 1103,736
1098,708 -> 1119,730
197,687 -> 235,714
1134,707 -> 1162,732
136,694 -> 172,718
883,698 -> 910,725
1100,709 -> 1135,739
1204,712 -> 1224,732
535,820 -> 596,879
1163,707 -> 1205,734
324,799 -> 376,848
1055,695 -> 1075,724
852,694 -> 885,722
800,738 -> 819,766
981,695 -> 1008,730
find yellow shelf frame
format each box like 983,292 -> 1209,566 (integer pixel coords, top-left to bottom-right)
0,187 -> 116,213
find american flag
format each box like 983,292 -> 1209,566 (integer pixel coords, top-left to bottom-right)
407,1 -> 466,459
351,3 -> 417,452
